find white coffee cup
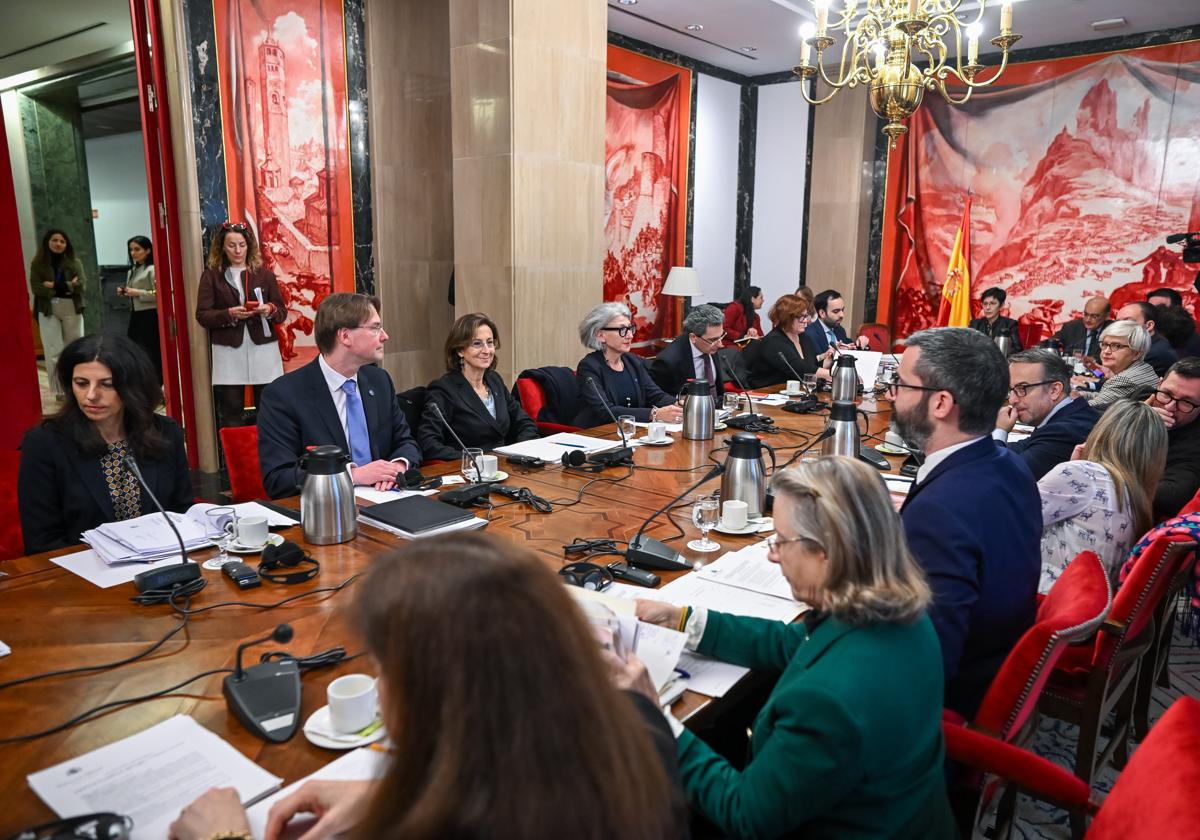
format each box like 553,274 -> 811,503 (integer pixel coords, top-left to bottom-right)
647,422 -> 668,442
786,379 -> 802,393
721,499 -> 749,530
884,428 -> 907,450
327,673 -> 378,734
233,516 -> 269,548
477,453 -> 500,479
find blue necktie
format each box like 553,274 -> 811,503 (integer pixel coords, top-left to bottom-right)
341,379 -> 372,465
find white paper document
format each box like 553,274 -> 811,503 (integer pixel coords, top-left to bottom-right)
28,715 -> 282,840
633,621 -> 687,691
50,549 -> 186,589
634,421 -> 684,433
245,748 -> 389,840
851,350 -> 884,390
656,573 -> 805,624
676,651 -> 750,699
353,487 -> 437,505
694,543 -> 797,601
494,432 -> 622,462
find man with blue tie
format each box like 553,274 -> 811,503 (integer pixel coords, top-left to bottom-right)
804,289 -> 870,355
891,327 -> 1042,719
257,293 -> 421,498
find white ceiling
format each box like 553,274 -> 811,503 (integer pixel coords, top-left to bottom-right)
0,0 -> 131,83
608,0 -> 1200,77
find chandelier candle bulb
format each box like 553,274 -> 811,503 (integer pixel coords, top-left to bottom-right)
908,0 -> 919,18
968,31 -> 979,64
815,0 -> 829,36
1001,1 -> 1013,35
800,38 -> 811,66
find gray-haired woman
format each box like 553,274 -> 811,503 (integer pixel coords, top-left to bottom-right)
574,302 -> 682,428
1071,321 -> 1160,410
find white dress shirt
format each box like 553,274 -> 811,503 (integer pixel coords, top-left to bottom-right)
915,436 -> 986,485
992,395 -> 1075,443
316,354 -> 408,470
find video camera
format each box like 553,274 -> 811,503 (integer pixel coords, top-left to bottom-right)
1167,231 -> 1200,263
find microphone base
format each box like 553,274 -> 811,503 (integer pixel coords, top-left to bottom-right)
724,413 -> 771,430
440,482 -> 497,507
222,660 -> 302,743
134,561 -> 201,593
588,446 -> 634,468
627,536 -> 693,572
858,445 -> 890,471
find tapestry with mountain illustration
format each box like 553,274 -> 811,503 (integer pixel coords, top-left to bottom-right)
880,39 -> 1200,343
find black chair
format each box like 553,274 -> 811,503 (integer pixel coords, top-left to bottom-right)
396,386 -> 427,439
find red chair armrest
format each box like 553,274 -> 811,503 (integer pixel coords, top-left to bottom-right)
536,421 -> 580,435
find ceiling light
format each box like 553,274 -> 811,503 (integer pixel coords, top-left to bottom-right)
617,0 -> 637,5
685,24 -> 704,31
798,22 -> 817,39
1091,18 -> 1127,31
740,46 -> 758,52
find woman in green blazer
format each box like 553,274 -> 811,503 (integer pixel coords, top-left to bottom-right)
29,228 -> 86,399
630,457 -> 956,839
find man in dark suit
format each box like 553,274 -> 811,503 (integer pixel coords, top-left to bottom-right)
893,327 -> 1042,719
258,293 -> 420,498
1053,296 -> 1111,358
804,289 -> 870,354
994,348 -> 1099,480
647,304 -> 727,397
1146,358 -> 1200,520
1117,301 -> 1178,377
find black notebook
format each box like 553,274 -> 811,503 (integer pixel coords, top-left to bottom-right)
359,494 -> 477,535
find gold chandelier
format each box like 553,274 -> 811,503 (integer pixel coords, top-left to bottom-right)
792,0 -> 1022,149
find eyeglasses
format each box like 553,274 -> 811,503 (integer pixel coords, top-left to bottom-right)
1152,389 -> 1199,414
468,339 -> 499,350
1099,341 -> 1131,353
765,532 -> 824,552
348,323 -> 386,335
696,331 -> 727,347
796,313 -> 813,323
11,813 -> 132,840
221,221 -> 249,233
600,325 -> 635,337
1008,380 -> 1055,398
886,380 -> 946,397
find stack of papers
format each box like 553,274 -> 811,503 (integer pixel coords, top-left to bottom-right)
494,432 -> 623,462
245,748 -> 389,838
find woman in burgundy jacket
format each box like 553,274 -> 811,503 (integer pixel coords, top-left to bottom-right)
195,221 -> 287,427
723,285 -> 764,347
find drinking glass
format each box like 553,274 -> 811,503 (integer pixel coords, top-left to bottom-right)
617,414 -> 637,442
723,393 -> 741,414
203,506 -> 237,569
687,493 -> 721,553
462,448 -> 484,481
802,373 -> 818,393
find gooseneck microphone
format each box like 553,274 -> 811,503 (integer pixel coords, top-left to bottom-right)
123,454 -> 203,595
778,426 -> 836,470
776,351 -> 811,395
429,401 -> 496,507
583,376 -> 634,467
719,356 -> 769,430
223,623 -> 302,742
626,463 -> 725,571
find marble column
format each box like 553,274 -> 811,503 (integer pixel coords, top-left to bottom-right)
450,0 -> 607,381
19,93 -> 103,334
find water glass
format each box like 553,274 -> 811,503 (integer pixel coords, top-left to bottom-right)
687,493 -> 721,553
723,393 -> 742,414
204,505 -> 237,568
462,448 -> 484,481
617,414 -> 637,442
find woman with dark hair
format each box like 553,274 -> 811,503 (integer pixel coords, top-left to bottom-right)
417,312 -> 539,461
968,286 -> 1022,351
743,293 -> 833,388
722,285 -> 764,346
28,229 -> 86,399
195,221 -> 286,427
168,534 -> 687,840
118,235 -> 161,382
17,334 -> 190,554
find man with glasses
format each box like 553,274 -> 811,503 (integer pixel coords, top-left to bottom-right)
1053,295 -> 1111,359
805,289 -> 871,354
1115,301 -> 1177,376
647,304 -> 727,397
890,327 -> 1041,718
258,293 -> 420,498
993,349 -> 1099,479
1146,357 -> 1200,519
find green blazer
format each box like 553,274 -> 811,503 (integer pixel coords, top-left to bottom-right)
29,257 -> 86,317
678,611 -> 955,840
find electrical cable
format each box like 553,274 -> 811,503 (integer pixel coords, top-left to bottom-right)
167,573 -> 362,616
545,464 -> 635,508
130,575 -> 207,606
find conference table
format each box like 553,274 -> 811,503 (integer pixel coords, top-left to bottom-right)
0,386 -> 899,835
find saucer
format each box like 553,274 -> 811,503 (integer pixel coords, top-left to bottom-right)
636,436 -> 673,446
780,389 -> 804,397
465,470 -> 509,482
875,443 -> 908,456
713,521 -> 762,536
303,705 -> 387,750
713,422 -> 728,431
215,533 -> 285,555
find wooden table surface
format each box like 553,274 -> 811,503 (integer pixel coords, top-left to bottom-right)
0,387 -> 896,834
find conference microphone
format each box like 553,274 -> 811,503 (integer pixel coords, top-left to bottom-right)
1166,232 -> 1198,244
776,351 -> 811,395
777,426 -> 835,470
626,462 -> 724,572
429,401 -> 495,507
583,376 -> 634,467
123,454 -> 202,595
719,356 -> 770,431
222,623 -> 302,742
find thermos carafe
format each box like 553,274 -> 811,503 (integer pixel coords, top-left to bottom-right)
831,354 -> 859,402
682,379 -> 715,441
994,335 -> 1013,357
823,400 -> 863,458
299,445 -> 357,545
720,432 -> 776,519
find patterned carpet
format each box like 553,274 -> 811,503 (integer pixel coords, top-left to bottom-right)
1011,601 -> 1200,838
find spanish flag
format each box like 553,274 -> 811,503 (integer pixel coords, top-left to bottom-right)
937,194 -> 973,328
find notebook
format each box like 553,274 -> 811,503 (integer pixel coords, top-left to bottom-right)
358,494 -> 477,535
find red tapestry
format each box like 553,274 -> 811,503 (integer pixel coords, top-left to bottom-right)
880,39 -> 1200,344
606,47 -> 691,348
213,0 -> 356,370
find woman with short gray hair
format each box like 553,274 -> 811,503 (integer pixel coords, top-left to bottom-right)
574,303 -> 682,428
1071,321 -> 1159,410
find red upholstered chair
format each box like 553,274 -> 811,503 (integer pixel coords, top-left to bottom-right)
0,451 -> 24,560
1019,321 -> 1045,349
515,376 -> 580,435
945,551 -> 1112,837
857,322 -> 891,352
219,425 -> 268,503
1037,535 -> 1197,838
942,696 -> 1200,839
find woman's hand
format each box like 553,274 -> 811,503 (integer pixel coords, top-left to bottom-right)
1070,374 -> 1094,390
635,599 -> 683,629
229,306 -> 255,321
168,787 -> 251,840
603,650 -> 659,705
747,327 -> 761,338
1070,443 -> 1087,462
815,367 -> 832,381
264,779 -> 375,840
42,281 -> 54,289
656,404 -> 683,423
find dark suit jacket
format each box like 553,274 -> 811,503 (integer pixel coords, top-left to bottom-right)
18,418 -> 192,554
195,267 -> 286,348
1053,319 -> 1112,356
574,351 -> 674,427
804,319 -> 849,355
257,359 -> 421,498
1145,334 -> 1178,377
647,336 -> 725,398
744,328 -> 819,389
417,369 -> 539,461
900,438 -> 1042,719
1155,417 -> 1200,522
678,611 -> 955,838
969,316 -> 1022,351
1002,397 -> 1099,480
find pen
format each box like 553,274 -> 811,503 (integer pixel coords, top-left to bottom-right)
673,667 -> 691,680
554,442 -> 587,448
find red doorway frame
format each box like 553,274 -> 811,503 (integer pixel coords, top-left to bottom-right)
128,0 -> 198,467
